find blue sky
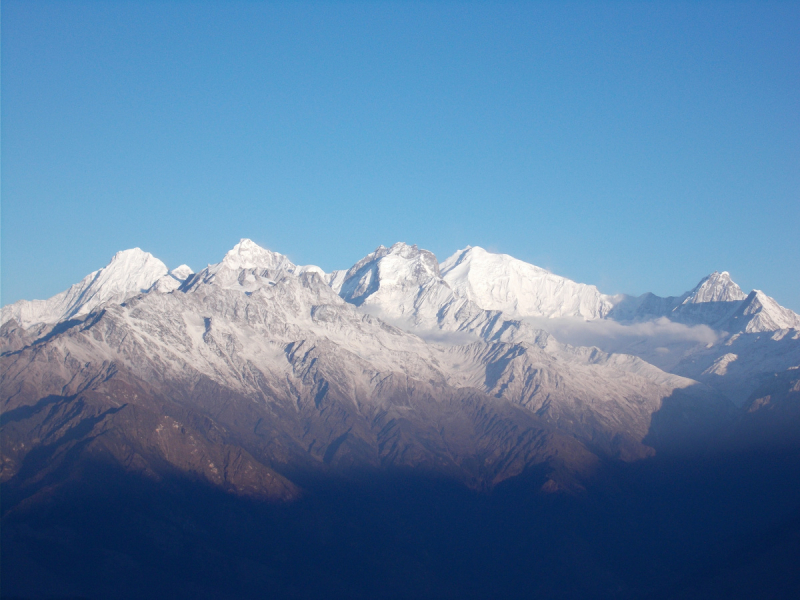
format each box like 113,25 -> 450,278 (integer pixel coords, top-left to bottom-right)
2,1 -> 799,311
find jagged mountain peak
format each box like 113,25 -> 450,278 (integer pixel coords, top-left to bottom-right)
684,271 -> 747,304
149,264 -> 196,294
219,238 -> 296,272
337,242 -> 442,307
731,289 -> 800,333
381,242 -> 440,280
186,239 -> 326,292
387,240 -> 430,255
346,242 -> 438,273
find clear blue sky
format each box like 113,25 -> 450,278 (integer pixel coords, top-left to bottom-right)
2,1 -> 799,311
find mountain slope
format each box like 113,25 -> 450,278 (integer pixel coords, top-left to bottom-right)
608,271 -> 799,334
1,240 -> 738,508
2,238 -> 798,600
1,265 -> 602,500
2,248 -> 174,328
441,245 -> 614,320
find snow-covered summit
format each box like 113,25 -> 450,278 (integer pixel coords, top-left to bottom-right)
149,264 -> 195,294
606,269 -> 799,335
337,242 -> 441,307
324,242 -> 477,334
219,238 -> 298,272
1,248 -> 168,328
683,271 -> 747,304
187,239 -> 325,291
728,290 -> 800,333
440,246 -> 613,320
170,264 -> 194,280
93,248 -> 170,298
4,240 -> 798,345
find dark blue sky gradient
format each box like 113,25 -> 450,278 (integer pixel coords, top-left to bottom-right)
2,1 -> 799,310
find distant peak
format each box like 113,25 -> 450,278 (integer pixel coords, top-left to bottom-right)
386,242 -> 428,259
224,238 -> 279,259
440,245 -> 548,275
357,242 -> 436,265
109,247 -> 155,264
230,238 -> 267,252
169,264 -> 194,281
200,238 -> 296,273
389,241 -> 414,251
112,247 -> 146,257
439,244 -> 611,319
685,271 -> 746,304
337,242 -> 442,304
105,248 -> 166,275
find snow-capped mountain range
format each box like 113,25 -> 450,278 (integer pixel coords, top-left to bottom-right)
5,239 -> 797,336
2,239 -> 798,499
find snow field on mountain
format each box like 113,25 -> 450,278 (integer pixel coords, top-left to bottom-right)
2,237 -> 797,415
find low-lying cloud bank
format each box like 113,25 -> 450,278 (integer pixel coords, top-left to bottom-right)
522,315 -> 719,351
356,303 -> 718,353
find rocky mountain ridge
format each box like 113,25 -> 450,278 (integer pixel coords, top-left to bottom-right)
3,239 -> 797,499
3,237 -> 799,599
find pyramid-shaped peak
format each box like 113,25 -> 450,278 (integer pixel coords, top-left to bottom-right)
386,242 -> 436,261
235,237 -> 275,250
221,239 -> 295,271
106,248 -> 167,271
367,242 -> 440,280
111,247 -> 150,260
347,243 -> 439,274
336,242 -> 442,306
229,238 -> 272,255
389,241 -> 415,251
100,248 -> 168,287
733,289 -> 800,332
685,271 -> 747,304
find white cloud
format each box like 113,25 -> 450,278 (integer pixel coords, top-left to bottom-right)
521,316 -> 719,349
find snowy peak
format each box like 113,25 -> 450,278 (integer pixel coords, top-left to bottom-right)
150,264 -> 195,294
440,246 -> 613,320
674,272 -> 800,333
90,248 -> 169,300
185,239 -> 327,293
1,248 -> 168,327
375,242 -> 440,284
338,242 -> 441,307
441,246 -> 548,279
607,272 -> 798,333
219,238 -> 297,272
170,264 -> 194,280
730,290 -> 800,333
684,271 -> 746,304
